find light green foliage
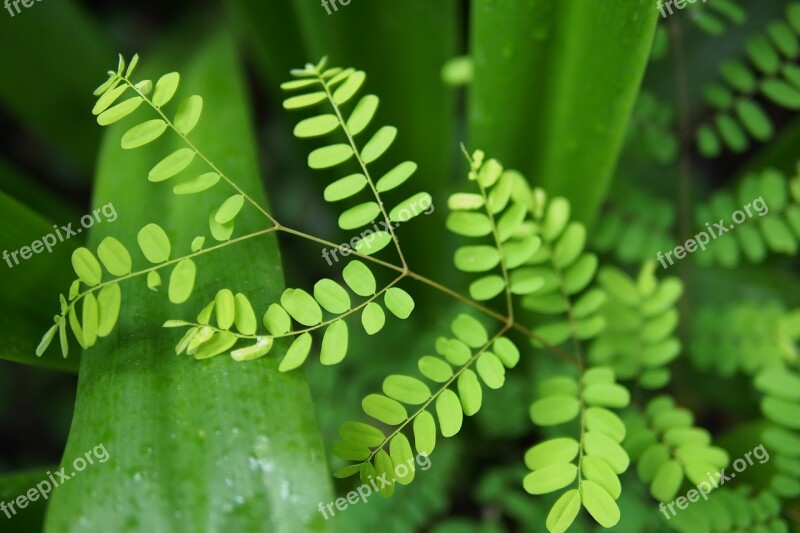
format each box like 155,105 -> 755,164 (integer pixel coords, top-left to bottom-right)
624,395 -> 729,503
755,367 -> 800,498
525,368 -> 631,532
665,487 -> 785,533
697,3 -> 800,156
589,263 -> 683,389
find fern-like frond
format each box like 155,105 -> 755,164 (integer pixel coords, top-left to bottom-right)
664,487 -> 785,532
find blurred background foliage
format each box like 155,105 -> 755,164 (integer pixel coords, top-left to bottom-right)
2,0 -> 800,531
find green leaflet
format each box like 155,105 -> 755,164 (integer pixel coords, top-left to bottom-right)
342,260 -> 376,296
546,490 -> 581,533
93,84 -> 128,115
323,174 -> 367,202
376,162 -> 417,193
294,114 -> 339,138
230,337 -> 273,362
215,289 -> 235,330
333,70 -> 366,105
361,126 -> 397,164
469,275 -> 505,301
383,287 -> 414,319
152,72 -> 180,107
383,375 -> 430,405
233,293 -> 257,335
167,259 -> 196,304
354,231 -> 393,255
418,356 -> 453,383
476,353 -> 505,389
346,94 -> 379,136
279,333 -> 312,372
361,302 -> 385,335
208,206 -> 234,241
454,245 -> 500,272
97,236 -> 132,276
362,394 -> 407,426
97,96 -> 143,126
121,119 -> 168,149
339,202 -> 381,230
147,271 -> 161,291
148,148 -> 196,182
215,194 -> 245,224
35,324 -> 58,357
308,144 -> 353,169
435,389 -> 463,437
389,192 -> 432,223
173,172 -> 220,195
313,279 -> 351,314
82,292 -> 99,347
96,283 -> 121,338
71,247 -> 102,287
580,480 -> 619,528
190,237 -> 205,252
174,95 -> 203,135
413,411 -> 436,456
446,212 -> 492,237
457,370 -> 482,416
281,288 -> 323,327
263,303 -> 291,336
320,320 -> 348,365
523,463 -> 578,495
389,434 -> 415,485
283,92 -> 327,110
137,223 -> 171,263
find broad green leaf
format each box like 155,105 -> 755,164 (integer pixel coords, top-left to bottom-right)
279,333 -> 313,372
361,126 -> 397,164
383,375 -> 430,405
476,352 -> 505,389
308,144 -> 354,169
97,96 -> 143,126
314,279 -> 351,314
137,223 -> 171,263
333,71 -> 366,105
35,324 -> 58,357
376,161 -> 417,193
215,194 -> 245,224
233,293 -> 257,335
96,283 -> 121,338
413,411 -> 436,455
530,395 -> 580,426
446,212 -> 492,237
339,202 -> 381,230
418,356 -> 453,383
469,275 -> 505,301
525,438 -> 579,470
343,260 -> 376,296
281,288 -> 323,327
363,393 -> 407,425
152,72 -> 180,107
581,480 -> 620,528
546,489 -> 581,533
389,434 -> 415,485
361,302 -> 386,335
323,174 -> 367,202
283,92 -> 326,110
454,245 -> 501,272
263,304 -> 291,336
436,389 -> 463,437
215,289 -> 235,330
71,247 -> 102,286
457,369 -> 483,416
320,320 -> 348,365
294,114 -> 338,138
384,287 -> 414,319
523,463 -> 578,495
451,314 -> 488,348
173,172 -> 220,195
174,95 -> 203,135
82,292 -> 99,347
230,337 -> 274,362
389,192 -> 433,222
148,148 -> 196,182
346,94 -> 379,135
121,119 -> 168,149
97,236 -> 132,276
167,259 -> 196,304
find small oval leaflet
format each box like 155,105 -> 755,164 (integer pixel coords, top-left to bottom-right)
174,95 -> 203,135
362,393 -> 407,425
97,96 -> 143,126
72,247 -> 103,287
308,144 -> 353,169
121,119 -> 168,149
418,356 -> 453,383
97,236 -> 132,276
454,245 -> 501,272
137,223 -> 171,263
451,314 -> 488,348
234,293 -> 257,335
323,174 -> 367,202
35,324 -> 58,357
281,288 -> 323,327
313,279 -> 351,314
338,202 -> 380,231
152,72 -> 180,107
215,289 -> 235,330
320,320 -> 349,365
389,192 -> 433,223
168,259 -> 196,304
436,389 -> 463,437
361,126 -> 397,164
173,172 -> 220,195
97,283 -> 121,337
283,92 -> 326,110
469,275 -> 505,301
278,333 -> 313,372
263,304 -> 291,336
383,375 -> 430,405
93,84 -> 127,115
457,370 -> 483,416
376,161 -> 417,193
342,260 -> 376,297
390,434 -> 416,485
147,271 -> 161,290
209,207 -> 234,242
346,94 -> 379,136
231,337 -> 274,362
361,302 -> 385,335
333,71 -> 366,105
215,195 -> 245,224
82,292 -> 99,348
149,148 -> 196,182
384,287 -> 414,319
413,411 -> 437,456
477,352 -> 506,389
294,114 -> 339,138
354,231 -> 392,255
